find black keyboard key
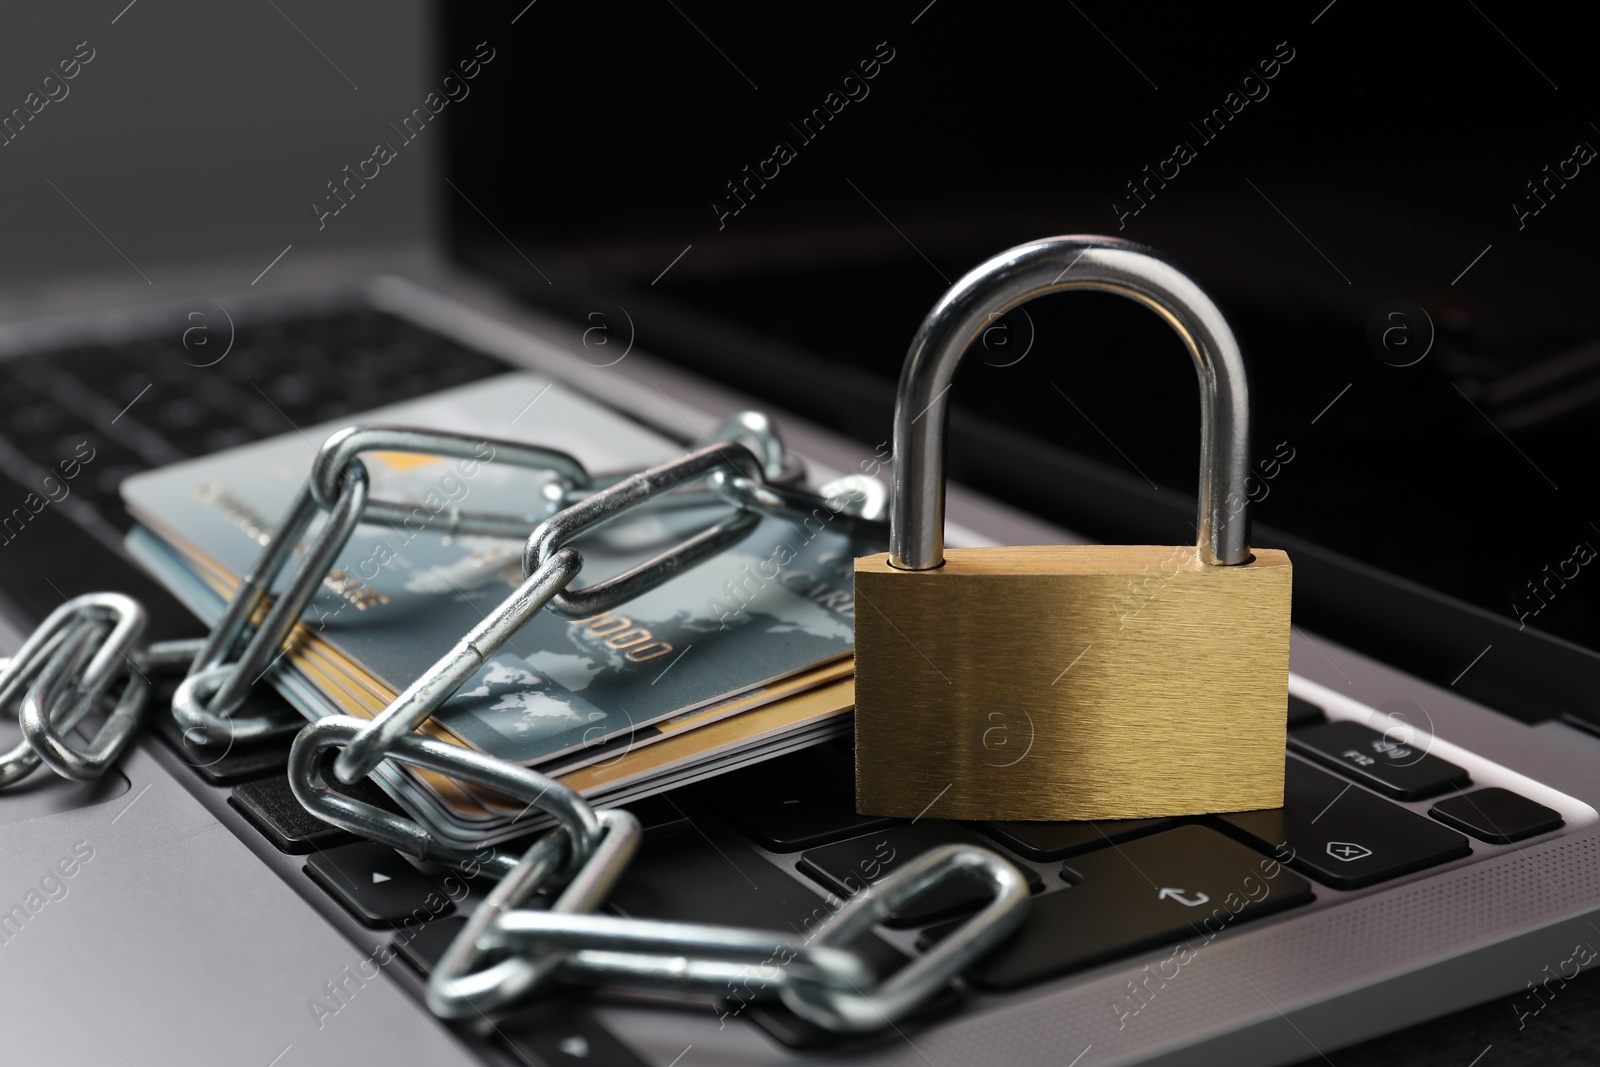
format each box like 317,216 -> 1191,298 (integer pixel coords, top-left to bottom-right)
921,825 -> 1312,990
617,794 -> 693,840
485,795 -> 695,863
231,778 -> 354,854
606,819 -> 906,986
261,371 -> 319,408
14,433 -> 142,490
500,999 -> 651,1067
688,746 -> 900,851
146,687 -> 298,785
93,462 -> 146,502
1289,720 -> 1470,800
1217,759 -> 1471,889
798,823 -> 1042,927
1287,695 -> 1326,729
392,916 -> 469,976
979,817 -> 1170,861
8,399 -> 68,437
29,345 -> 134,387
305,842 -> 459,927
198,425 -> 257,454
608,818 -> 932,1047
230,769 -> 403,854
1430,787 -> 1564,844
167,736 -> 295,786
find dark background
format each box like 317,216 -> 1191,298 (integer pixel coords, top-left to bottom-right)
441,1 -> 1600,676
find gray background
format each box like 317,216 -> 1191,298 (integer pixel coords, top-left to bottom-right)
0,0 -> 435,316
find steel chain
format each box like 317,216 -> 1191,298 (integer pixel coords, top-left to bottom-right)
0,409 -> 1032,1030
0,594 -> 203,787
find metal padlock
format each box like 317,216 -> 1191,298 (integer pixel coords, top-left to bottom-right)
854,236 -> 1290,822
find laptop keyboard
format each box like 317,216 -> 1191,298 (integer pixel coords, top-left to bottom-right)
0,302 -> 1581,1060
188,688 -> 1568,1054
0,308 -> 507,531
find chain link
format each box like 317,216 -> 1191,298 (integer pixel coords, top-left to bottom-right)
333,438 -> 769,784
172,467 -> 371,746
427,807 -> 641,1018
0,408 -> 1010,1033
21,622 -> 150,782
290,715 -> 601,879
522,440 -> 767,619
0,594 -> 198,786
310,425 -> 592,540
437,838 -> 1027,1028
773,844 -> 1029,1030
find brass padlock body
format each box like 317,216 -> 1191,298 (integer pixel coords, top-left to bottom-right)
854,545 -> 1290,821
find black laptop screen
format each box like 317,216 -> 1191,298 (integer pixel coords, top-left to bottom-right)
441,3 -> 1600,671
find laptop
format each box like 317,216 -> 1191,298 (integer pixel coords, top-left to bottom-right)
3,2 -> 1598,1065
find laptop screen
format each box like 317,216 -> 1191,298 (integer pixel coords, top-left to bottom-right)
440,2 -> 1600,689
0,0 -> 437,308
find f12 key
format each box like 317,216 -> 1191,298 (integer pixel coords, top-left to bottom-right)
1289,720 -> 1469,800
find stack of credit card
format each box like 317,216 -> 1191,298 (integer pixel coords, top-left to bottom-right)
120,373 -> 868,846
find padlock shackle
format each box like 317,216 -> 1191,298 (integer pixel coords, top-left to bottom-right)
888,236 -> 1253,570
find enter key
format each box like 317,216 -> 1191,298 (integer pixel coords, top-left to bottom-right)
922,824 -> 1313,990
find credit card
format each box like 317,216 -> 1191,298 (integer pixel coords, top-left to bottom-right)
122,372 -> 865,767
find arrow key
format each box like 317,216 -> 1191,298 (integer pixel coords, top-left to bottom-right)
305,842 -> 458,928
